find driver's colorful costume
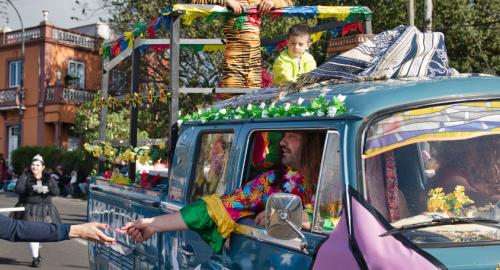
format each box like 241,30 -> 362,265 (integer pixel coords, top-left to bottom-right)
180,167 -> 313,252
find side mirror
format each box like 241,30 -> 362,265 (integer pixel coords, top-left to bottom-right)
265,193 -> 307,248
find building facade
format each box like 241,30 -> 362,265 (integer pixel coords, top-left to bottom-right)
0,20 -> 103,162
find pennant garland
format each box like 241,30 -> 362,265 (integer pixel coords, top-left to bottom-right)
101,5 -> 372,60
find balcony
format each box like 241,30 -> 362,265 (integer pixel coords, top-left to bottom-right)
0,87 -> 20,110
2,28 -> 42,45
45,86 -> 95,105
0,25 -> 100,51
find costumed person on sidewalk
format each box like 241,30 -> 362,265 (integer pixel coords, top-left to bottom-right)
118,131 -> 325,253
272,23 -> 316,86
192,0 -> 294,90
12,154 -> 62,268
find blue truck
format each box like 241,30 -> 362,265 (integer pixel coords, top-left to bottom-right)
88,76 -> 500,269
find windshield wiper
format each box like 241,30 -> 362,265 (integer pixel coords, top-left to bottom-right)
380,217 -> 500,237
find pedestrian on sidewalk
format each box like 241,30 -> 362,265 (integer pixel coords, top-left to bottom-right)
11,154 -> 61,268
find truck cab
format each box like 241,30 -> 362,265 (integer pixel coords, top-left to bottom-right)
88,76 -> 500,269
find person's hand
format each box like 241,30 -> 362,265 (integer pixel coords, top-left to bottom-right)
302,212 -> 311,230
254,211 -> 266,226
257,0 -> 275,15
69,222 -> 116,245
32,185 -> 43,193
226,0 -> 246,15
117,218 -> 156,242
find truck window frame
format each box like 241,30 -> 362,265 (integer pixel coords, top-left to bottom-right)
239,128 -> 343,235
188,129 -> 235,203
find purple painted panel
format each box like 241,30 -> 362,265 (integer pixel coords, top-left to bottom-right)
351,198 -> 439,269
312,211 -> 360,270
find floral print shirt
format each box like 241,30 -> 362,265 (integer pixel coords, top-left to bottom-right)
221,167 -> 314,221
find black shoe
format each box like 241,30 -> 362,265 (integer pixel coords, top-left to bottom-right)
31,257 -> 41,267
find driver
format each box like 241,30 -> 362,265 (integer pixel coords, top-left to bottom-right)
117,131 -> 325,253
430,136 -> 500,205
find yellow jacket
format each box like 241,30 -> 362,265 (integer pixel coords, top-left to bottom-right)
272,50 -> 316,86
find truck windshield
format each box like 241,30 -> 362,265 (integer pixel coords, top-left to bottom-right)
363,101 -> 500,244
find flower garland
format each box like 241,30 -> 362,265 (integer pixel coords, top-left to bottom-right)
83,142 -> 166,165
178,95 -> 347,125
426,185 -> 474,216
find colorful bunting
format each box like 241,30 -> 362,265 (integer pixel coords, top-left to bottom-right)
101,4 -> 372,60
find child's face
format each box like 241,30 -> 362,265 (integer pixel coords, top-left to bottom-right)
286,34 -> 311,58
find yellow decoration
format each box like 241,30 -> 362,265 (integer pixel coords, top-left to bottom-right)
202,194 -> 253,238
317,6 -> 350,20
119,148 -> 137,163
124,31 -> 134,49
137,150 -> 151,164
310,31 -> 325,44
174,4 -> 212,25
111,171 -> 130,185
427,185 -> 474,216
203,44 -> 225,52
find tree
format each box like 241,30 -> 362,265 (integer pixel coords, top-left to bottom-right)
73,100 -> 149,144
73,0 -> 499,142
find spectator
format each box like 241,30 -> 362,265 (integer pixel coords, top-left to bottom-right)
0,154 -> 8,189
272,23 -> 316,86
12,154 -> 61,267
67,170 -> 78,198
52,165 -> 69,196
78,177 -> 90,197
5,172 -> 17,192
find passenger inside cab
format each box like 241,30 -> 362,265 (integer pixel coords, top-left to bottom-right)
119,130 -> 343,253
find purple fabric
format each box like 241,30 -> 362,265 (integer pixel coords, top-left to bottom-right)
351,198 -> 439,269
312,211 -> 360,270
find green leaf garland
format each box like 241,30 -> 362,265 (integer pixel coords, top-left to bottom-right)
178,95 -> 347,125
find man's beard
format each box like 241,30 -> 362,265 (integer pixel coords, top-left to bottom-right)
281,148 -> 301,169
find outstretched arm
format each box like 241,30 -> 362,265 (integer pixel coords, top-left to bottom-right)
117,212 -> 188,242
0,214 -> 115,244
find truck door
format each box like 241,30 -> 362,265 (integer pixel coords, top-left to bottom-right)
88,182 -> 164,270
163,127 -> 240,269
224,129 -> 343,269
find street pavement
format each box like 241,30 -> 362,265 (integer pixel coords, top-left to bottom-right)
0,190 -> 90,269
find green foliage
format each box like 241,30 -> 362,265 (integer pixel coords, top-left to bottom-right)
11,146 -> 96,178
11,146 -> 63,175
74,100 -> 150,144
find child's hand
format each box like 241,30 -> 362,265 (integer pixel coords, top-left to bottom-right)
257,0 -> 275,15
226,0 -> 246,15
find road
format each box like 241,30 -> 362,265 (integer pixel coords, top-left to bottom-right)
0,190 -> 90,269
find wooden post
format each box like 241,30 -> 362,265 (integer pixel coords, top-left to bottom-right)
424,0 -> 433,32
98,67 -> 109,173
407,0 -> 415,26
168,12 -> 182,152
129,46 -> 140,182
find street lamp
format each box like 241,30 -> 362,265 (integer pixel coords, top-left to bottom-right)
5,0 -> 25,147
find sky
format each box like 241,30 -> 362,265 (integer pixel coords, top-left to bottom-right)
1,0 -> 110,30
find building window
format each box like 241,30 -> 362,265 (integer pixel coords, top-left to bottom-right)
9,60 -> 22,88
67,60 -> 85,89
